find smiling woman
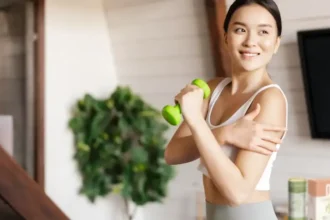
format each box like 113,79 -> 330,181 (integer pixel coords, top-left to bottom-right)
224,0 -> 281,74
165,0 -> 288,219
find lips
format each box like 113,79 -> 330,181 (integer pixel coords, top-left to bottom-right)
239,51 -> 260,57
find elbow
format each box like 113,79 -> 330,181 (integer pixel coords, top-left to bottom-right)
164,147 -> 174,165
218,186 -> 249,207
227,193 -> 246,207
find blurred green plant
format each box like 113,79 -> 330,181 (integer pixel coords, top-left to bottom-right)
68,86 -> 175,219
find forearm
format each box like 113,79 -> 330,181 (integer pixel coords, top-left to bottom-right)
188,118 -> 249,205
165,126 -> 227,165
165,135 -> 200,165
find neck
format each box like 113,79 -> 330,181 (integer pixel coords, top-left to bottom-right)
230,67 -> 270,95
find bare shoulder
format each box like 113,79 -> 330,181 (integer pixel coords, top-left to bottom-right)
249,86 -> 287,127
206,77 -> 227,93
203,77 -> 227,109
256,86 -> 287,105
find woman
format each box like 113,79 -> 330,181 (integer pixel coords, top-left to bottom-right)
164,0 -> 287,219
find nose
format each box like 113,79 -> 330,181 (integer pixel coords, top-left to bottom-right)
243,32 -> 257,47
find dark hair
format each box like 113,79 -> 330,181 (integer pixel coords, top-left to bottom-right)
223,0 -> 282,36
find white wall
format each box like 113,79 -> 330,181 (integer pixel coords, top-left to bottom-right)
44,0 -> 123,219
226,0 -> 330,205
45,0 -> 212,219
104,0 -> 215,219
105,0 -> 215,107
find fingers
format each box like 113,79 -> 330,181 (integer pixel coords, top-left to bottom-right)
249,144 -> 273,155
175,84 -> 189,102
180,84 -> 191,92
258,139 -> 278,152
176,84 -> 203,102
181,84 -> 199,92
262,123 -> 287,132
249,130 -> 282,155
262,135 -> 282,144
175,84 -> 202,103
244,103 -> 261,120
174,94 -> 180,104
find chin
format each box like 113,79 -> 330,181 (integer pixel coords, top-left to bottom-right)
232,52 -> 271,73
237,63 -> 263,72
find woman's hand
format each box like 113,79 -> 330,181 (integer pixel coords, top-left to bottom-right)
174,84 -> 205,126
220,104 -> 287,155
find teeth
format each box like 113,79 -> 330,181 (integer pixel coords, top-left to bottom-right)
242,53 -> 258,56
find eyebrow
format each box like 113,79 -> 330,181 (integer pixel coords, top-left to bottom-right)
232,21 -> 273,28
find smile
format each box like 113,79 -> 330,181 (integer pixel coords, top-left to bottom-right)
239,51 -> 260,58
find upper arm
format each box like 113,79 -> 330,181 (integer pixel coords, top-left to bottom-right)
234,87 -> 287,189
170,77 -> 224,139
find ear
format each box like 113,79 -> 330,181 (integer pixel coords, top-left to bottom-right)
224,33 -> 228,44
273,36 -> 281,54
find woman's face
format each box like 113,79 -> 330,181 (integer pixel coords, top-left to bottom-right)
225,4 -> 280,72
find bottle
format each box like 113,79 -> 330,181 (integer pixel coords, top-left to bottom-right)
288,177 -> 307,220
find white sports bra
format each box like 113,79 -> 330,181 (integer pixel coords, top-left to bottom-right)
197,77 -> 288,190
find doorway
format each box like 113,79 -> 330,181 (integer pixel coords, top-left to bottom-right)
0,0 -> 44,187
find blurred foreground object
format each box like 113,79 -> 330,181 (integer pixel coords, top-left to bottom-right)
69,86 -> 176,219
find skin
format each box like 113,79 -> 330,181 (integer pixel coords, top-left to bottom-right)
165,3 -> 287,206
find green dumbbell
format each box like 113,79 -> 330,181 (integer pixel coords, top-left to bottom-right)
162,78 -> 211,126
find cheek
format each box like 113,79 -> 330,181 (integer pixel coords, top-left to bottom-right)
260,38 -> 276,52
226,36 -> 242,53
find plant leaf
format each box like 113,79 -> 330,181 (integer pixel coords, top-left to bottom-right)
68,86 -> 175,207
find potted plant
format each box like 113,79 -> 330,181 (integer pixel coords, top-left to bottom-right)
68,86 -> 175,220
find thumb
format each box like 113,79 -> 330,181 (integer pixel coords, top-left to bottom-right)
244,103 -> 261,120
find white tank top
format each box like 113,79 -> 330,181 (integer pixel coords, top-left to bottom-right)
197,77 -> 288,190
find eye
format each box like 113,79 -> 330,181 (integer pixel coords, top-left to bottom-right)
260,30 -> 269,35
234,28 -> 246,33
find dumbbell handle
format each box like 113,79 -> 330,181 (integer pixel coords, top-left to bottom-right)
172,103 -> 181,114
162,78 -> 210,126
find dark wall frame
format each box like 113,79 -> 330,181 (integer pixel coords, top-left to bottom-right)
33,0 -> 45,188
204,0 -> 231,78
